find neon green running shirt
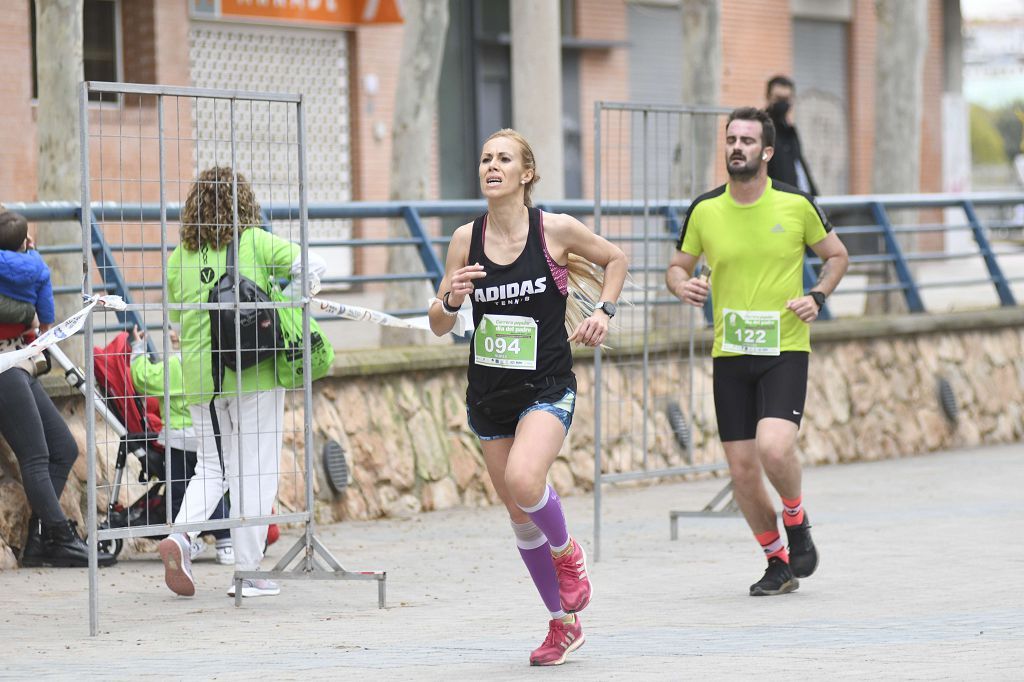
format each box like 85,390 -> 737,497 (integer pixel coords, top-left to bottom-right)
677,179 -> 831,357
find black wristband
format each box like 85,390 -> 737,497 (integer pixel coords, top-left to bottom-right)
442,291 -> 461,313
808,290 -> 826,310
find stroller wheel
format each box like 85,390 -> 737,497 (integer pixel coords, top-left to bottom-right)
96,521 -> 124,558
98,536 -> 124,558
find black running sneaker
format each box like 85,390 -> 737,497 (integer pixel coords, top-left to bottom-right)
785,515 -> 819,579
749,557 -> 799,596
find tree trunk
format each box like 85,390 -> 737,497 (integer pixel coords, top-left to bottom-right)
380,0 -> 449,346
511,0 -> 564,202
867,0 -> 928,313
35,0 -> 84,363
674,0 -> 720,199
663,0 -> 719,331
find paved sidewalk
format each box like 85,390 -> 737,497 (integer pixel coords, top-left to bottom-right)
1,444 -> 1022,680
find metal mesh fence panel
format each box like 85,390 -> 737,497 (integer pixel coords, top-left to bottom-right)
591,103 -> 732,560
79,82 -> 383,634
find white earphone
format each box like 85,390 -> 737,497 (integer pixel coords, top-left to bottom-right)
762,153 -> 768,160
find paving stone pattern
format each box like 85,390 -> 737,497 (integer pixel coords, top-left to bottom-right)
0,444 -> 1021,680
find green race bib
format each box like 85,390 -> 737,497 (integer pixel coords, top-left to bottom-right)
721,308 -> 781,356
474,314 -> 537,370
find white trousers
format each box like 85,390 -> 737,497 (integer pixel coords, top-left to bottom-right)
176,388 -> 285,571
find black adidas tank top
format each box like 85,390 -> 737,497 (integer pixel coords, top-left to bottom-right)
466,207 -> 573,402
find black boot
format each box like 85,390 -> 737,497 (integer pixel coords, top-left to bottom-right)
19,515 -> 46,566
25,519 -> 117,568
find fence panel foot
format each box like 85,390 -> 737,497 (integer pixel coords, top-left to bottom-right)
233,532 -> 387,609
669,480 -> 741,540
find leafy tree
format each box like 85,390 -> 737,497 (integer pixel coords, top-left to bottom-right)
970,104 -> 1009,165
992,100 -> 1024,161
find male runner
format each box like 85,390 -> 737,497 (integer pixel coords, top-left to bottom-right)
666,107 -> 849,596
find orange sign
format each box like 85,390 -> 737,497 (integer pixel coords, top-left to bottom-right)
212,0 -> 403,26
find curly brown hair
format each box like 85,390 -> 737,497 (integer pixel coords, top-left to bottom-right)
179,166 -> 262,251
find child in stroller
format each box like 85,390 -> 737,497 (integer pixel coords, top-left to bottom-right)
37,323 -> 279,561
129,325 -> 234,564
68,325 -> 232,561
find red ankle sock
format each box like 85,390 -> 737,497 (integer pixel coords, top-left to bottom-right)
755,529 -> 789,563
781,495 -> 805,527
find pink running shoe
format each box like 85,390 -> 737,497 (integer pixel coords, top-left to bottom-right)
552,537 -> 592,613
530,616 -> 586,666
158,533 -> 195,597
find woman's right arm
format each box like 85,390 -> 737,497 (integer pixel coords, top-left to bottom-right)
429,224 -> 483,336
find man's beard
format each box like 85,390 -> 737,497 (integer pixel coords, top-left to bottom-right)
727,154 -> 760,181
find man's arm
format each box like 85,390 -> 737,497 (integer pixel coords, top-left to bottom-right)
785,232 -> 849,322
808,232 -> 849,297
666,250 -> 707,307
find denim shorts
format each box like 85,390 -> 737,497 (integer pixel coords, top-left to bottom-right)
467,387 -> 576,441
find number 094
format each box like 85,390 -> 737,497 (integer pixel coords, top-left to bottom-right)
484,337 -> 520,354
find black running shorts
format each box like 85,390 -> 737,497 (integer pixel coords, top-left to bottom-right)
466,375 -> 577,440
712,351 -> 809,442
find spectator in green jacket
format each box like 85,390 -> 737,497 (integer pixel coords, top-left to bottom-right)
157,165 -> 325,599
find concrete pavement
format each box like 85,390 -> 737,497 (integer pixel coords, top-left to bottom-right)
1,444 -> 1022,680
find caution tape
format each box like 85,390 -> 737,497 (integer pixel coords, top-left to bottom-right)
1,294 -> 463,376
312,297 -> 474,336
0,294 -> 127,375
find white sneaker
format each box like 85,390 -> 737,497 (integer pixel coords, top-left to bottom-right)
158,534 -> 195,597
216,543 -> 234,566
226,579 -> 280,598
189,537 -> 206,561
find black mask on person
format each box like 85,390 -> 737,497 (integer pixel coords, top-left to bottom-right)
768,99 -> 791,123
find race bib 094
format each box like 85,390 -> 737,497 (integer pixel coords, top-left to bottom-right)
474,314 -> 537,370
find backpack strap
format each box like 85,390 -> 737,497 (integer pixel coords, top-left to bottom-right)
209,236 -> 234,476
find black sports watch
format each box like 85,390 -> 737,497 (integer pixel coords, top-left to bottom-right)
808,290 -> 826,311
595,301 -> 617,318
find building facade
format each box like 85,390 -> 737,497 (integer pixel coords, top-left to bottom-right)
0,0 -> 953,280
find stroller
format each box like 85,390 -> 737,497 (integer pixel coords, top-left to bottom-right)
49,333 -> 167,558
49,331 -> 279,558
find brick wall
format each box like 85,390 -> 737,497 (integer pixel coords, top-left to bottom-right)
0,2 -> 193,205
577,0 -> 629,201
0,1 -> 953,274
720,0 -> 792,109
0,3 -> 36,202
849,0 -> 877,195
121,0 -> 156,84
849,0 -> 944,198
154,0 -> 191,86
349,24 -> 403,283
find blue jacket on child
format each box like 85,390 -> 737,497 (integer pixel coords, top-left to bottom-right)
0,249 -> 55,324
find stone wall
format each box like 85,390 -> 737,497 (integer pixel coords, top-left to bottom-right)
1,309 -> 1021,568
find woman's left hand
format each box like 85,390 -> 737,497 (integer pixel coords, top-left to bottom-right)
568,313 -> 609,347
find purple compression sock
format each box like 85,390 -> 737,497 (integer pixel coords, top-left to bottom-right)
519,485 -> 569,551
511,520 -> 562,615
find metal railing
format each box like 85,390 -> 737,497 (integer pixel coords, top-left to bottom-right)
6,191 -> 1022,336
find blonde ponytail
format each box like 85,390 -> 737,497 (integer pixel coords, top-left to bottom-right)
564,253 -> 607,338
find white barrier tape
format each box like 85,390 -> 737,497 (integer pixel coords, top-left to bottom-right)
0,294 -> 127,375
312,297 -> 474,336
